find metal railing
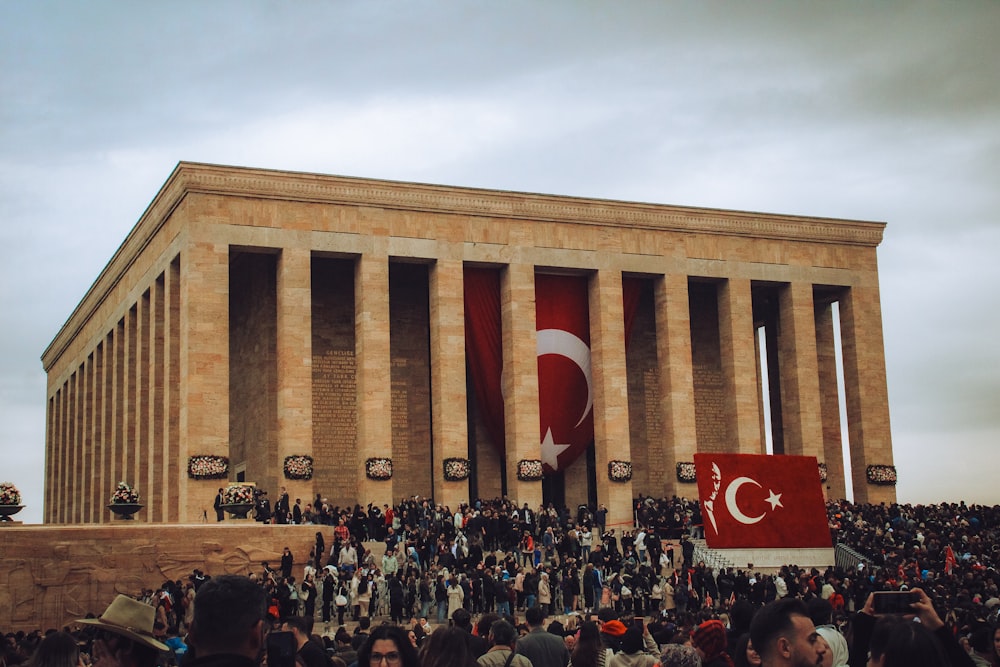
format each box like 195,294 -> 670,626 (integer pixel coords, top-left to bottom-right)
691,538 -> 737,572
835,542 -> 871,573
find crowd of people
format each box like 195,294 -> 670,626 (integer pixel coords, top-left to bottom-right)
5,496 -> 1000,667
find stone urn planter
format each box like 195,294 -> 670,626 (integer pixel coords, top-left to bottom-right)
221,503 -> 254,519
0,505 -> 24,522
107,503 -> 143,520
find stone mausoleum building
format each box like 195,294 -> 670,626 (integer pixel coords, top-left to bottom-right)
41,162 -> 896,527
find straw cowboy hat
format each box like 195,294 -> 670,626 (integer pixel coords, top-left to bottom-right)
78,595 -> 169,652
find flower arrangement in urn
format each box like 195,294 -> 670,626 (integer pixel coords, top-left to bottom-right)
0,482 -> 22,506
223,484 -> 254,505
110,481 -> 140,504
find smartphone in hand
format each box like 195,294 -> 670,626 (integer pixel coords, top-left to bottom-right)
872,591 -> 918,614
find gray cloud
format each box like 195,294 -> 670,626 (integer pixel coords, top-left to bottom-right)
2,1 -> 998,522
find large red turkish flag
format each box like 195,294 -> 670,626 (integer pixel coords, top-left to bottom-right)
535,274 -> 593,473
694,453 -> 831,549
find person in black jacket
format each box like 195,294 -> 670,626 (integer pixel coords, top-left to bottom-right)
282,616 -> 330,667
185,575 -> 267,667
452,608 -> 489,658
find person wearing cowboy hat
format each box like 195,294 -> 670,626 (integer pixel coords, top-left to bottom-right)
78,595 -> 168,667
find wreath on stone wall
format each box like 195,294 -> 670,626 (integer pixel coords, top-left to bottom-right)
866,464 -> 897,486
187,455 -> 229,480
366,457 -> 393,480
676,461 -> 697,483
443,458 -> 471,482
517,459 -> 543,482
608,460 -> 632,482
283,455 -> 314,480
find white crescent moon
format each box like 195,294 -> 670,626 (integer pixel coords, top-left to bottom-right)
536,328 -> 593,427
725,476 -> 765,525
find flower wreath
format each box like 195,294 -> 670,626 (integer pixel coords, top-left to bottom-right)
187,455 -> 229,480
517,459 -> 543,482
283,455 -> 314,480
366,457 -> 393,481
676,462 -> 697,483
608,460 -> 633,482
443,458 -> 471,482
866,464 -> 897,486
110,481 -> 140,504
0,482 -> 22,506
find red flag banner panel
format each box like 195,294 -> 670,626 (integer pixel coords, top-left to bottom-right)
535,274 -> 593,473
694,453 -> 831,549
463,268 -> 506,455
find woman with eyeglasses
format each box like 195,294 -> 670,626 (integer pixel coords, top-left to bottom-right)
356,625 -> 420,667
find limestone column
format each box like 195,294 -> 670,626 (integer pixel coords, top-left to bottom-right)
777,282 -> 824,460
815,298 -> 846,499
61,380 -> 71,523
589,270 -> 633,530
718,278 -> 762,453
150,277 -> 165,523
112,318 -> 126,520
355,251 -> 393,508
654,273 -> 698,498
70,369 -> 81,523
94,342 -> 107,523
166,257 -> 181,523
429,259 -> 469,508
82,355 -> 94,523
179,240 -> 230,522
125,305 -> 137,499
44,392 -> 53,523
102,333 -> 115,523
839,284 -> 895,503
137,291 -> 151,522
500,264 -> 542,507
277,247 -> 314,505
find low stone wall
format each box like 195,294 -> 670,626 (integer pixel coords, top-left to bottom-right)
714,547 -> 836,572
0,522 -> 322,632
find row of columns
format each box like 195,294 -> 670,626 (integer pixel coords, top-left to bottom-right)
47,240 -> 895,524
45,260 -> 180,524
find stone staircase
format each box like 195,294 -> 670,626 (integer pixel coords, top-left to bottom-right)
690,537 -> 737,572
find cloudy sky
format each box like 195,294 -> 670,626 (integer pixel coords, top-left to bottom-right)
2,2 -> 998,524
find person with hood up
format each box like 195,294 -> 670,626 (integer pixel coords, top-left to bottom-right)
691,620 -> 734,667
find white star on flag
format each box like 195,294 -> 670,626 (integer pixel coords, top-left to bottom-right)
765,490 -> 783,510
541,428 -> 571,470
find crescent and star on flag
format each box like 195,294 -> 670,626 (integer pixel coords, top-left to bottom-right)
536,328 -> 593,471
704,461 -> 783,535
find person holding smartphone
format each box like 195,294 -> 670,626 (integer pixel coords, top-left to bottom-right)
608,621 -> 658,667
849,588 -> 974,667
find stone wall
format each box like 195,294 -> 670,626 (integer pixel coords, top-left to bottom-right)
0,523 -> 321,633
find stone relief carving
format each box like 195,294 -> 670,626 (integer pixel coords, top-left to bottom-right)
1,526 -> 314,631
